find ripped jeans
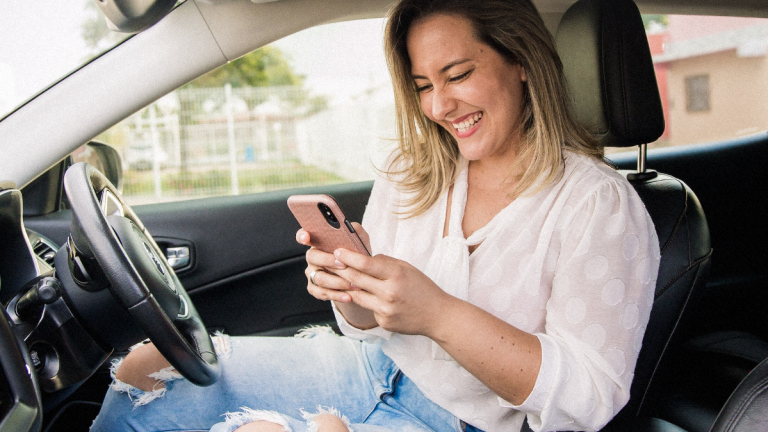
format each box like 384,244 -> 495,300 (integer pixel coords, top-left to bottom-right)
90,328 -> 475,432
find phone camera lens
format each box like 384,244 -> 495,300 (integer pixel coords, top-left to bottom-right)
318,203 -> 340,228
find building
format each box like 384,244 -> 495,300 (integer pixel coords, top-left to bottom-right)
651,16 -> 768,147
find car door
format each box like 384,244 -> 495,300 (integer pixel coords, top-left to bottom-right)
22,18 -> 393,339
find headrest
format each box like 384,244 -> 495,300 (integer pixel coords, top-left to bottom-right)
556,0 -> 665,147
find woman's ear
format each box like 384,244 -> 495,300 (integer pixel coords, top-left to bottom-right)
520,65 -> 528,82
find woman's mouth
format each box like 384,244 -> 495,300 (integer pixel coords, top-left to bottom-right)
452,112 -> 483,137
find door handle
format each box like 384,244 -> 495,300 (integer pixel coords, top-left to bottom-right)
154,237 -> 194,273
166,246 -> 190,270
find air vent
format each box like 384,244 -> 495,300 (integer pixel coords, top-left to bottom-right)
33,239 -> 57,268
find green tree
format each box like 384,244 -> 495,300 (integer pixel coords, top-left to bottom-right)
184,47 -> 328,113
82,5 -> 328,173
187,47 -> 304,88
642,14 -> 669,31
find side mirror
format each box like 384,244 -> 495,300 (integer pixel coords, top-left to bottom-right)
71,141 -> 124,192
93,0 -> 177,33
22,141 -> 124,216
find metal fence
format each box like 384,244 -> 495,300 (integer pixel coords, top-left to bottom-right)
99,84 -> 396,205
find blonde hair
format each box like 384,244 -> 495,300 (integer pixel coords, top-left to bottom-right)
384,0 -> 602,216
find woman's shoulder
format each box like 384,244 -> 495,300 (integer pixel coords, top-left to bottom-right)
564,150 -> 621,181
564,151 -> 630,187
553,152 -> 658,259
561,151 -> 646,209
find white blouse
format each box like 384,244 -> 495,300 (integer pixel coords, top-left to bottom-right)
333,151 -> 660,432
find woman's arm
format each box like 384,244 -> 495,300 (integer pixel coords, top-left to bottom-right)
429,295 -> 542,405
333,247 -> 542,405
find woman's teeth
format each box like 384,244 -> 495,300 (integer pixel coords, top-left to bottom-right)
453,113 -> 483,133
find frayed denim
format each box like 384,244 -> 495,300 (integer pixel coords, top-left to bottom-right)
91,329 -> 465,432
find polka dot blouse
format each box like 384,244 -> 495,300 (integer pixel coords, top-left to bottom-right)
333,151 -> 660,432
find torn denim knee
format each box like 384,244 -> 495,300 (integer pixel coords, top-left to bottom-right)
108,357 -> 183,408
301,406 -> 354,432
294,325 -> 336,339
109,333 -> 234,408
218,408 -> 293,432
212,331 -> 234,359
215,405 -> 354,432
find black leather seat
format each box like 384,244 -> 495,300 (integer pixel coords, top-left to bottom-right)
709,354 -> 768,432
555,0 -> 713,429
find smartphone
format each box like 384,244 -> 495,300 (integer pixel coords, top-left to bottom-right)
287,194 -> 370,255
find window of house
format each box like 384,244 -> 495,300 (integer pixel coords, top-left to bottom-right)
685,74 -> 710,112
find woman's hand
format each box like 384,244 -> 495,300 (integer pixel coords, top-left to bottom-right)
296,225 -> 378,329
303,226 -> 540,404
332,245 -> 452,337
296,228 -> 355,303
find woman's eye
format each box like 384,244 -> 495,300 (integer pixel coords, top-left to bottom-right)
449,70 -> 472,82
415,84 -> 432,93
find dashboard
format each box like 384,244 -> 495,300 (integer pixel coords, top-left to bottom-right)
0,187 -> 44,432
0,177 -> 156,432
0,183 -> 117,432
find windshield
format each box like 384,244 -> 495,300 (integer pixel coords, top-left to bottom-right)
0,0 -> 129,119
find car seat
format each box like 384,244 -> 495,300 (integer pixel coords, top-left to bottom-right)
555,0 -> 713,429
708,352 -> 768,431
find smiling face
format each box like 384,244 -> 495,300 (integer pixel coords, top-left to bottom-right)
407,13 -> 528,164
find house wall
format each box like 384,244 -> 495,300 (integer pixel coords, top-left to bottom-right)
666,49 -> 768,146
667,15 -> 768,43
648,33 -> 671,141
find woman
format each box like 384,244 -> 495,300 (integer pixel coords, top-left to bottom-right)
92,0 -> 659,431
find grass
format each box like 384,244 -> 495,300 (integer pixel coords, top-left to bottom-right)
123,161 -> 349,199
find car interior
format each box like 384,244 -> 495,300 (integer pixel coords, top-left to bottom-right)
1,0 -> 767,431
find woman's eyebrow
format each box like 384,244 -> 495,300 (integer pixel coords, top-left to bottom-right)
412,58 -> 472,80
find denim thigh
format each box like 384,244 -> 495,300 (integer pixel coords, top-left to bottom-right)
91,331 -> 463,432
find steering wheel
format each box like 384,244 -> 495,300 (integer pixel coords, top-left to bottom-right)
63,162 -> 221,386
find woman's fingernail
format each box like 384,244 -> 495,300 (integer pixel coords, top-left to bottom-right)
335,260 -> 346,268
350,283 -> 358,290
341,294 -> 351,302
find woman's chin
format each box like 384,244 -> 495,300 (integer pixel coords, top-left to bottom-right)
457,142 -> 498,162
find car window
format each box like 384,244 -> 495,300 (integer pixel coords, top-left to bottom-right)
96,19 -> 395,206
0,0 -> 130,120
97,14 -> 768,204
606,14 -> 768,154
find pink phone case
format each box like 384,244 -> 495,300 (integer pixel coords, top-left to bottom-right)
287,194 -> 370,255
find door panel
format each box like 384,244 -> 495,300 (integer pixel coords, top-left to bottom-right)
25,181 -> 374,336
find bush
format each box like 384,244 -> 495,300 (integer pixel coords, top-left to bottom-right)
123,161 -> 348,200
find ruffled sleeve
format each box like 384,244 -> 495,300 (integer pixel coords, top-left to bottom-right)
507,174 -> 660,431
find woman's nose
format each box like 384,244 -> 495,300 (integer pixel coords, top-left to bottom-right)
429,88 -> 457,121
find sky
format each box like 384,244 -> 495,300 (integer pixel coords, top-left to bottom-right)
0,1 -> 391,118
0,0 -> 94,117
272,18 -> 391,103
